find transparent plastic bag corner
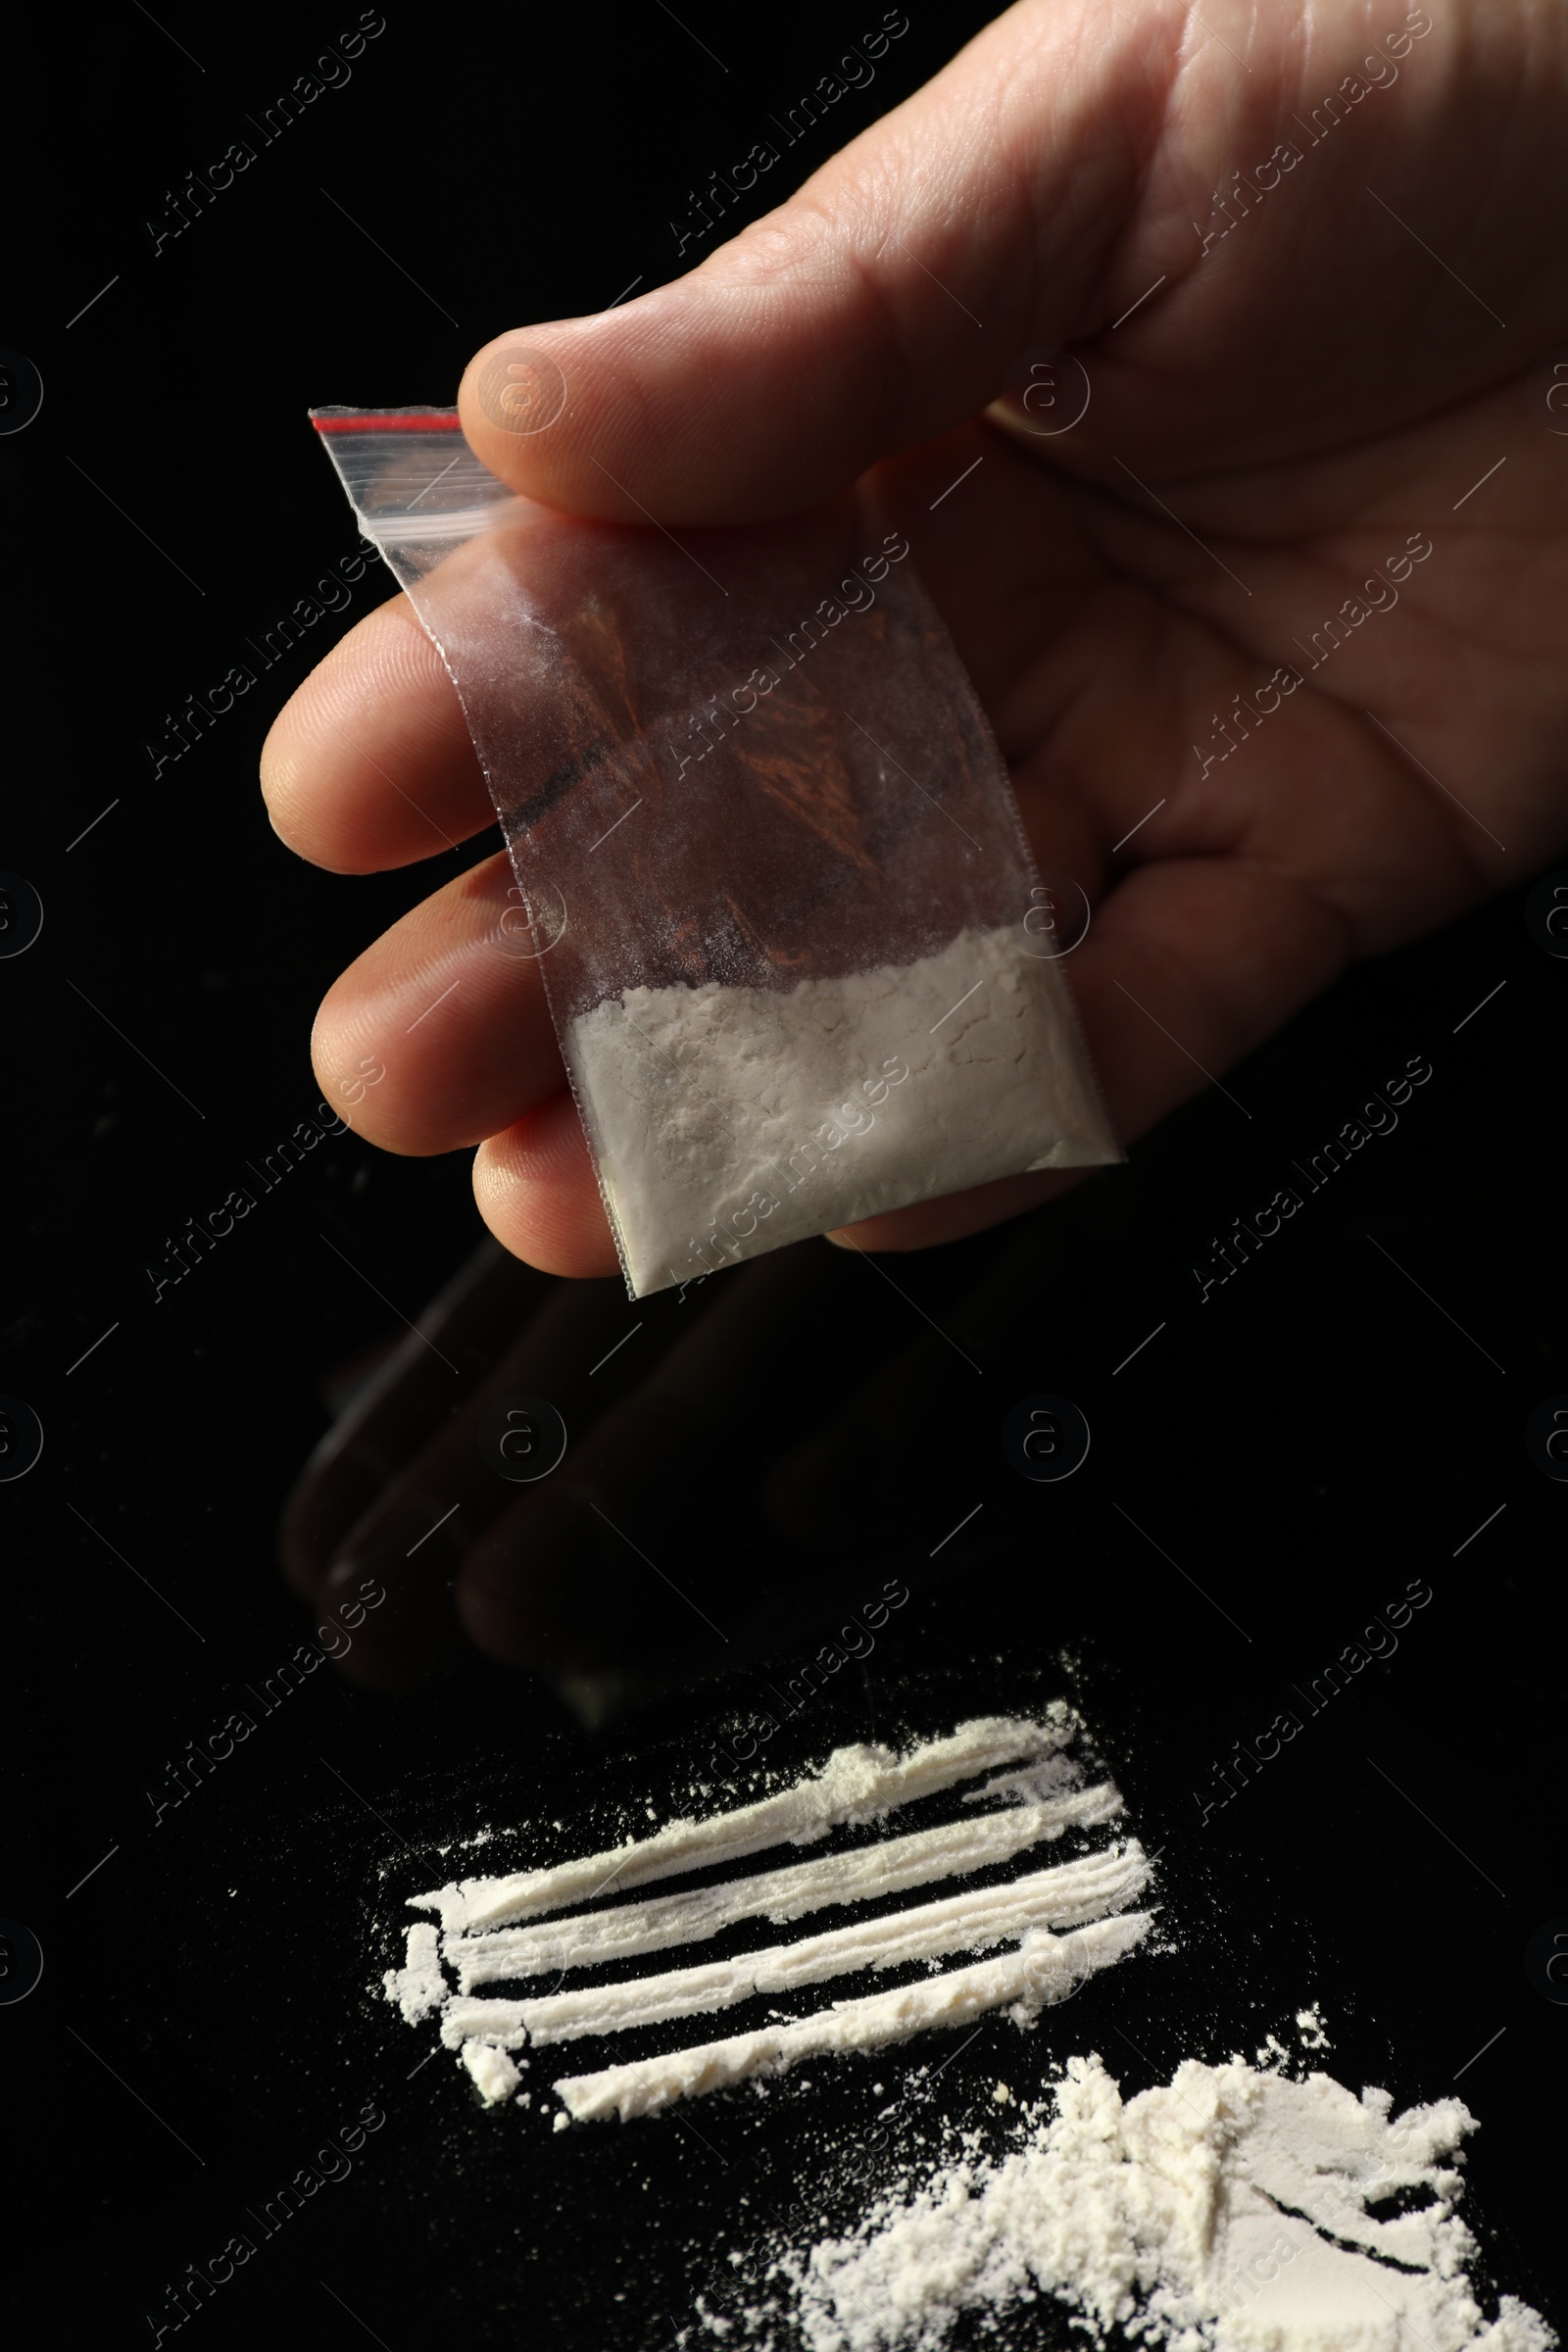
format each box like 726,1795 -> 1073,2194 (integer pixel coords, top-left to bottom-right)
313,406 -> 1120,1299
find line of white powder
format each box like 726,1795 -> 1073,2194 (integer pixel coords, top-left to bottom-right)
412,1714 -> 1074,1935
445,1844 -> 1150,2049
385,1920 -> 447,2024
451,1784 -> 1124,1990
553,1914 -> 1153,2123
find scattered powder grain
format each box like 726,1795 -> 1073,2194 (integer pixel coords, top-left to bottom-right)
461,2041 -> 522,2103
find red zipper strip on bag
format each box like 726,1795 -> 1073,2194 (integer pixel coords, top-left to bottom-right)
312,414 -> 464,435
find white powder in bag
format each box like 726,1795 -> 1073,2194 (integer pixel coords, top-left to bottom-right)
564,924 -> 1117,1297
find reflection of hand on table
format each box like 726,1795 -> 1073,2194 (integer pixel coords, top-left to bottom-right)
281,1226 -> 1039,1692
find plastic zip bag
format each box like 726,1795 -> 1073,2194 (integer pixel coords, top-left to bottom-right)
314,407 -> 1118,1298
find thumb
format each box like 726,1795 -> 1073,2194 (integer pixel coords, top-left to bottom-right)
456,0 -> 1174,524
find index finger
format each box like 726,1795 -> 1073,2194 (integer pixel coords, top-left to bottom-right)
261,591 -> 495,871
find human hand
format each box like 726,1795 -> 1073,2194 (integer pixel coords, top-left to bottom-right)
261,0 -> 1568,1276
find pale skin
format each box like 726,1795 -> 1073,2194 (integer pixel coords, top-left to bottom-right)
262,0 -> 1568,1285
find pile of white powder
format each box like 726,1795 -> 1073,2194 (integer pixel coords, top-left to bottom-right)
564,925 -> 1117,1296
376,1719 -> 1550,2349
715,2048 -> 1551,2352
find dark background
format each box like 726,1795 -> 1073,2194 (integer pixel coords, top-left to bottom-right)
5,3 -> 1564,2344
